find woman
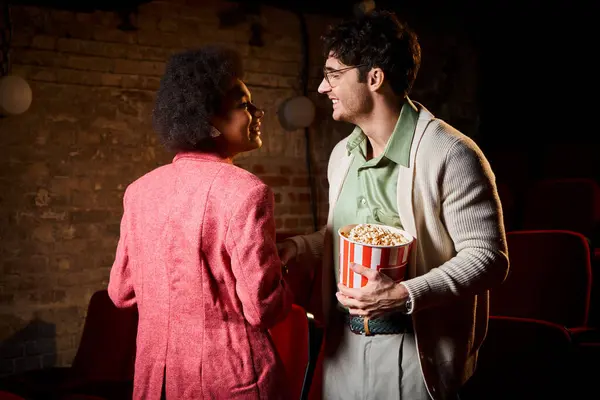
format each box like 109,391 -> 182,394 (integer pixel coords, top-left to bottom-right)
108,45 -> 293,399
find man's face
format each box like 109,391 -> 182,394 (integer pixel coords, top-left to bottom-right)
318,54 -> 371,123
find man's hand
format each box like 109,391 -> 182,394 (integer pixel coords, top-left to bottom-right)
277,240 -> 298,265
336,263 -> 409,318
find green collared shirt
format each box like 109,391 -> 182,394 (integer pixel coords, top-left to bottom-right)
332,99 -> 419,285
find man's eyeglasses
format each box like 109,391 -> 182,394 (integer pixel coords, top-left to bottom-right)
323,64 -> 367,88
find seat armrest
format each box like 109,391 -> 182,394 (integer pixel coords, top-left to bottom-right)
567,326 -> 600,344
301,313 -> 324,400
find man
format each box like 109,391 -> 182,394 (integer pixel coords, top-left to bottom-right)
278,10 -> 509,400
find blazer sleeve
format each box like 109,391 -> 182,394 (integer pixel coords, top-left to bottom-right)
108,189 -> 137,308
402,138 -> 510,312
226,183 -> 293,329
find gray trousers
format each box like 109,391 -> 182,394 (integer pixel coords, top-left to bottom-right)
323,326 -> 430,400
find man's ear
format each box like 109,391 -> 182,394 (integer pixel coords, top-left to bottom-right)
368,68 -> 385,92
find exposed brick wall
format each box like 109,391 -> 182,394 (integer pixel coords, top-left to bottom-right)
0,0 -> 479,376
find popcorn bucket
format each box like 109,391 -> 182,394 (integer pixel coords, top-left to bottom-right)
338,224 -> 414,288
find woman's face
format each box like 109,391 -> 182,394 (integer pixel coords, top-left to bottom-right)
212,79 -> 264,157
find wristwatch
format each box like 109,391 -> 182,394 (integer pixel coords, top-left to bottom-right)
398,283 -> 413,314
401,296 -> 413,314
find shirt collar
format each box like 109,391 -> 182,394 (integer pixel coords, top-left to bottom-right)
345,98 -> 419,167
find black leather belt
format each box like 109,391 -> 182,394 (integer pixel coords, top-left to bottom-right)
344,313 -> 412,336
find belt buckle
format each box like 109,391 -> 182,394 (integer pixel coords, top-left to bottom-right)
346,315 -> 374,336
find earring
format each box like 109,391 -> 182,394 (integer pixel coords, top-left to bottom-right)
209,126 -> 222,138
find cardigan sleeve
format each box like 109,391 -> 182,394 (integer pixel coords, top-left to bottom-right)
401,138 -> 510,312
108,189 -> 137,308
226,183 -> 293,329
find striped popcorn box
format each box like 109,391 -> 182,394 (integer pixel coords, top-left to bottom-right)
338,224 -> 414,288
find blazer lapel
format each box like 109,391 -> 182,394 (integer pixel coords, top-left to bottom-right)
397,104 -> 435,278
323,146 -> 354,323
327,152 -> 354,226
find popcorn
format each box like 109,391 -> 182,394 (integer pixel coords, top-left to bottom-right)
338,223 -> 414,288
342,223 -> 410,247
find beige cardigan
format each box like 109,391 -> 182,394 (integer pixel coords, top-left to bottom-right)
289,104 -> 509,399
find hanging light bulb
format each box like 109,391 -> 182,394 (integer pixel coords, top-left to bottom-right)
0,75 -> 32,116
278,95 -> 316,131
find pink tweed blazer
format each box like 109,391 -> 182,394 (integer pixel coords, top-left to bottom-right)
108,151 -> 293,399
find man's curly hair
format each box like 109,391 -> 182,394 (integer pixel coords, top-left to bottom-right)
152,45 -> 244,152
321,10 -> 421,97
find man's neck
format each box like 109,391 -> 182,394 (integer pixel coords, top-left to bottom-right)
357,97 -> 405,160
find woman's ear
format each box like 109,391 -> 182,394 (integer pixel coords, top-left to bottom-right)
209,114 -> 225,135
